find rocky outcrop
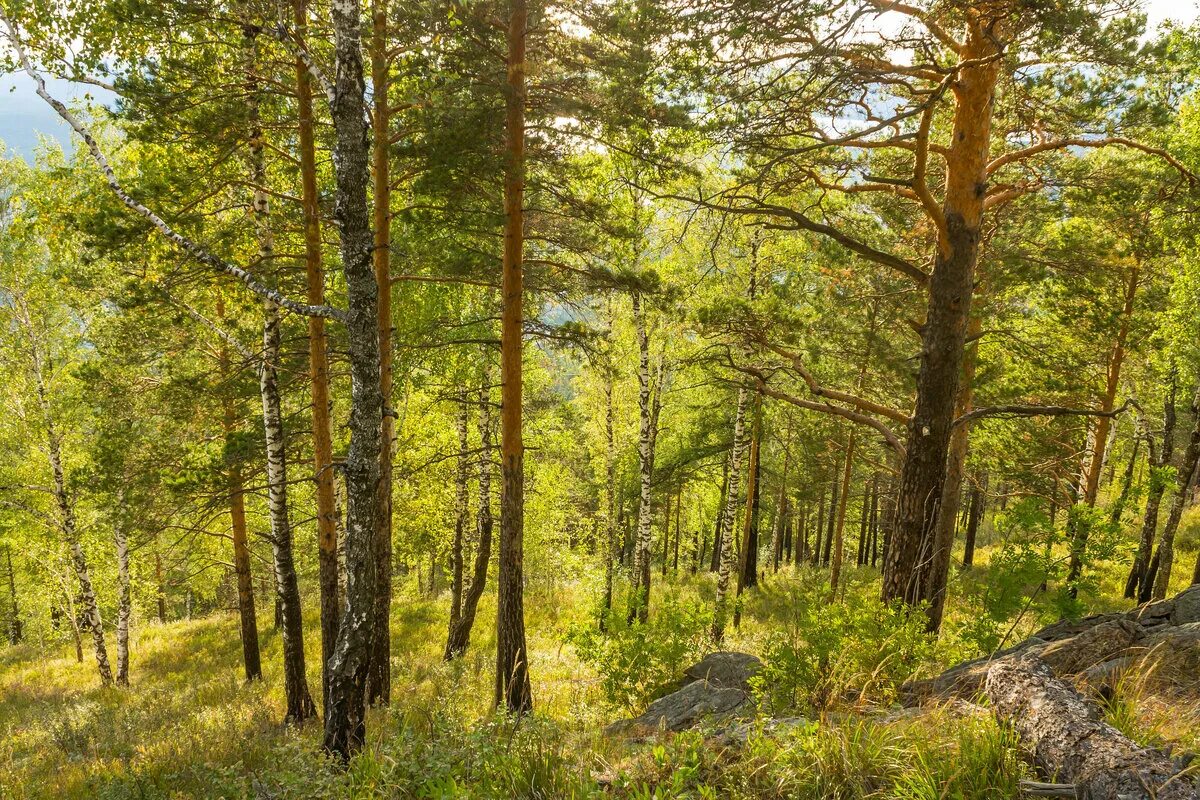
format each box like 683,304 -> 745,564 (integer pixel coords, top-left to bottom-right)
607,652 -> 762,735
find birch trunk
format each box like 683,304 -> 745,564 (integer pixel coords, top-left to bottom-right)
711,386 -> 749,642
828,433 -> 855,601
113,489 -> 131,686
322,0 -> 385,759
5,546 -> 20,644
601,354 -> 616,622
628,290 -> 654,624
38,370 -> 111,685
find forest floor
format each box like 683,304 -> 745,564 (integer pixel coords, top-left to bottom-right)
3,545 -> 1200,800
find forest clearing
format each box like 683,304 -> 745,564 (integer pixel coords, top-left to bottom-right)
3,0 -> 1200,797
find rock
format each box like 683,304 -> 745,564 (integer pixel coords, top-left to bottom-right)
898,637 -> 1047,705
985,654 -> 1199,800
1171,585 -> 1200,626
682,652 -> 762,692
1079,655 -> 1138,688
1128,597 -> 1175,625
1031,612 -> 1124,643
1140,623 -> 1200,679
607,680 -> 749,735
1038,618 -> 1144,675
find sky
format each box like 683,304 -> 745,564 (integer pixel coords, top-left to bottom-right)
0,0 -> 1198,160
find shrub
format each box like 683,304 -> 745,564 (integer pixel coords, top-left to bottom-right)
568,595 -> 712,712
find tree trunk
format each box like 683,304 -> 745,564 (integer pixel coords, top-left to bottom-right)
38,371 -> 111,685
495,0 -> 532,714
710,453 -> 728,573
154,532 -> 167,624
811,487 -> 825,567
366,0 -> 395,709
601,350 -> 616,623
5,546 -> 21,645
732,397 -> 762,629
445,379 -> 494,660
321,0 -> 385,759
113,490 -> 131,686
883,26 -> 1000,608
628,291 -> 655,624
245,24 -> 315,722
1150,384 -> 1200,600
822,465 -> 838,567
925,315 -> 981,631
1108,432 -> 1141,527
1128,370 -> 1177,600
985,656 -> 1197,800
828,433 -> 855,601
962,476 -> 985,568
771,486 -> 788,573
1067,267 -> 1139,591
259,300 -> 316,723
293,0 -> 340,714
672,487 -> 681,572
711,387 -> 749,642
449,396 -> 470,629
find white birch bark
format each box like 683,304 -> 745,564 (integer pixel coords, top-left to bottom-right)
712,386 -> 750,642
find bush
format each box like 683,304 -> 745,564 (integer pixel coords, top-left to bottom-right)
568,594 -> 712,712
751,576 -> 937,714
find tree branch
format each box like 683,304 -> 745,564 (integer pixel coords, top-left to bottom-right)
0,11 -> 346,322
955,400 -> 1134,428
986,136 -> 1199,184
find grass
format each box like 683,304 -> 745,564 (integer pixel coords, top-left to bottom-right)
1,546 -> 1197,799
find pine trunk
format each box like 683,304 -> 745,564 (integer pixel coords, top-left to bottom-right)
1150,385 -> 1200,600
883,26 -> 999,607
293,0 -> 340,712
828,434 -> 855,601
449,397 -> 470,628
1129,372 -> 1177,600
495,0 -> 532,714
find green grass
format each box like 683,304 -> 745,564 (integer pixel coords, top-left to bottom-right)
1,548 -> 1197,799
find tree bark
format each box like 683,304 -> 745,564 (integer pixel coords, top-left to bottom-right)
883,25 -> 1000,608
245,23 -> 315,722
601,347 -> 616,623
1151,384 -> 1200,600
710,453 -> 728,573
113,490 -> 131,686
629,291 -> 654,623
293,0 -> 340,714
445,378 -> 494,659
986,655 -> 1197,800
37,366 -> 111,685
5,546 -> 20,644
828,433 -> 855,601
322,0 -> 385,759
1067,267 -> 1138,591
925,315 -> 980,631
962,475 -> 985,568
495,0 -> 532,714
711,387 -> 749,642
1128,370 -> 1177,600
822,464 -> 838,567
366,0 -> 395,709
449,395 -> 470,629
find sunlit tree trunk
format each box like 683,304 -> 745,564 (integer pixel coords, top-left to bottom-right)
1129,369 -> 1177,600
1151,385 -> 1200,600
293,0 -> 340,711
113,488 -> 131,686
449,396 -> 470,629
628,290 -> 654,623
243,21 -> 316,723
35,363 -> 111,685
496,0 -> 532,713
711,386 -> 749,642
366,0 -> 395,709
884,23 -> 1001,608
322,0 -> 385,759
601,353 -> 616,624
828,433 -> 855,601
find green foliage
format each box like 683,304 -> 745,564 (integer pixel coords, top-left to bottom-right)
568,594 -> 712,712
751,576 -> 938,715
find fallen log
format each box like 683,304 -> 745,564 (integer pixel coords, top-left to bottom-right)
985,654 -> 1198,800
